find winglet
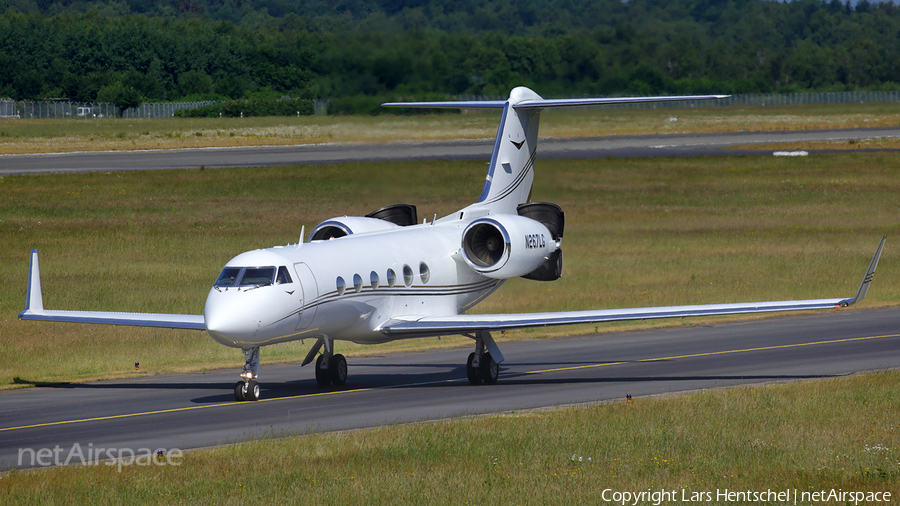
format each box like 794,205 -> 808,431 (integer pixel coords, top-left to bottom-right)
838,235 -> 886,307
22,249 -> 44,316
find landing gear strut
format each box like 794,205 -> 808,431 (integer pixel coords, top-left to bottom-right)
234,347 -> 261,401
466,330 -> 502,385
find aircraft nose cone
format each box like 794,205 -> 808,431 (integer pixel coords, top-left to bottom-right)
204,291 -> 259,346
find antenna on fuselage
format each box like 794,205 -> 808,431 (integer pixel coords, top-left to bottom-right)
298,225 -> 305,249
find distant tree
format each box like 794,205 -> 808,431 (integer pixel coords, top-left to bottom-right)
176,71 -> 213,98
214,76 -> 247,99
97,82 -> 142,115
15,72 -> 45,100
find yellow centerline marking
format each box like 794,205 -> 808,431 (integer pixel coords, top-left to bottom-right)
526,333 -> 900,374
0,387 -> 370,433
3,333 -> 898,433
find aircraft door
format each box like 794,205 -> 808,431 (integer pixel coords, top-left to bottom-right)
294,263 -> 319,330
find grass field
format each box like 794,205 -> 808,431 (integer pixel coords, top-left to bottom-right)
2,152 -> 898,386
1,370 -> 897,505
2,102 -> 900,154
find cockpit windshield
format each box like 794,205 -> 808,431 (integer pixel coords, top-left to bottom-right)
214,266 -> 281,288
215,267 -> 241,287
239,267 -> 276,286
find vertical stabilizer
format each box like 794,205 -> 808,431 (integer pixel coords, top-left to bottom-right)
474,87 -> 543,214
25,249 -> 44,313
382,88 -> 728,215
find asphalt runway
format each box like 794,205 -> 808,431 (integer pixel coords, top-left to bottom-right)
2,306 -> 898,471
2,127 -> 900,175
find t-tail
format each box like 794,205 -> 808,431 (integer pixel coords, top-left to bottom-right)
383,87 -> 728,214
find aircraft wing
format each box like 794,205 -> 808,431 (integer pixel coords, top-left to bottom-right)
18,250 -> 206,331
381,236 -> 885,338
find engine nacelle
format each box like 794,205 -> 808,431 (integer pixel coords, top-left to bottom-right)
309,216 -> 400,241
461,215 -> 559,279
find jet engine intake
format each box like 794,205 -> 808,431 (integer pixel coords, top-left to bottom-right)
461,216 -> 558,279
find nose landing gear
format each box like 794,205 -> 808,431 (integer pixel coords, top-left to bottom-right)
234,377 -> 260,401
234,347 -> 261,401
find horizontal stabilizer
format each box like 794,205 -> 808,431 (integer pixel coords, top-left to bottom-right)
382,95 -> 728,111
18,250 -> 206,331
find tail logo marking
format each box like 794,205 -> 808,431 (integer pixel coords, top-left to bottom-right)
510,139 -> 525,150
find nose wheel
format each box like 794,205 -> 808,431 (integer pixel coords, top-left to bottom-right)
234,378 -> 260,401
234,347 -> 262,401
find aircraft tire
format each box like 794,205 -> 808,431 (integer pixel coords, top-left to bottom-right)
315,355 -> 330,386
234,381 -> 247,401
330,354 -> 348,386
480,353 -> 499,384
466,352 -> 482,385
247,379 -> 260,401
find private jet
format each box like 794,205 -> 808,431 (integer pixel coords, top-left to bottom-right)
19,87 -> 885,401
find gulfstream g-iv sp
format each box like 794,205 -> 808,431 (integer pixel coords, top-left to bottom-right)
20,87 -> 886,401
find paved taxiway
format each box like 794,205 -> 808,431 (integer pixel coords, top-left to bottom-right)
2,127 -> 900,175
2,307 -> 898,470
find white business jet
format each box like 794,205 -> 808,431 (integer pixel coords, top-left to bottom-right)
20,87 -> 885,402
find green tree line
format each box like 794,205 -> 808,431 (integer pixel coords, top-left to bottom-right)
2,0 -> 900,113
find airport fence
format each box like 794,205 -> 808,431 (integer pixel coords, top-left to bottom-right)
2,91 -> 900,119
0,100 -> 219,119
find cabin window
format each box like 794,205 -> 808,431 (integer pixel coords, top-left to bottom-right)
403,264 -> 413,287
386,268 -> 396,287
239,267 -> 276,287
353,273 -> 363,292
215,267 -> 242,287
276,266 -> 293,285
419,262 -> 430,284
336,276 -> 346,296
370,271 -> 379,289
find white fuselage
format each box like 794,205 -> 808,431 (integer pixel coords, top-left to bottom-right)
204,216 -> 504,349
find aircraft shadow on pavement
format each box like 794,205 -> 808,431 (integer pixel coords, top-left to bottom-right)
10,361 -> 840,406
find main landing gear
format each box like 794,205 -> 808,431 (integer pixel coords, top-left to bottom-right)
302,336 -> 348,387
465,330 -> 502,385
232,331 -> 504,400
234,347 -> 261,401
315,353 -> 348,386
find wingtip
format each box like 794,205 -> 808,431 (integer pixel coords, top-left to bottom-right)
843,235 -> 886,307
24,249 -> 44,314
